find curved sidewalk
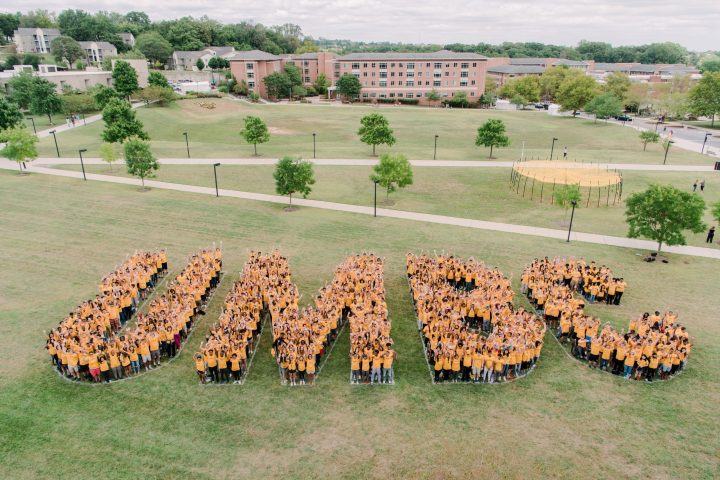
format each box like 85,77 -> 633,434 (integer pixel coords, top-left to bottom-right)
4,160 -> 719,260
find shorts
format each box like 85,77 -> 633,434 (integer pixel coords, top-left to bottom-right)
68,364 -> 79,374
588,354 -> 598,362
142,354 -> 151,363
90,368 -> 101,376
472,366 -> 481,375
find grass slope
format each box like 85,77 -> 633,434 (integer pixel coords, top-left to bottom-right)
0,170 -> 718,479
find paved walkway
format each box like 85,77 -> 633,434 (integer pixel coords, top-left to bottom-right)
34,101 -> 149,139
30,157 -> 717,172
3,159 -> 718,260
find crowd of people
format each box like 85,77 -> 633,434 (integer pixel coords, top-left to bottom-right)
407,254 -> 545,384
522,257 -> 691,381
195,251 -> 396,386
47,248 -> 222,382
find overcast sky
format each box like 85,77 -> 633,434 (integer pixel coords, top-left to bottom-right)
6,0 -> 720,51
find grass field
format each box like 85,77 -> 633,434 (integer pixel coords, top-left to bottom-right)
1,169 -> 719,479
35,98 -> 715,165
56,163 -> 720,248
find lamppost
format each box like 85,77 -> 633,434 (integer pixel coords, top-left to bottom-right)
550,137 -> 558,160
701,133 -> 712,154
213,163 -> 220,197
82,114 -> 86,126
663,140 -> 675,165
78,148 -> 88,181
312,132 -> 316,159
433,134 -> 439,160
49,130 -> 60,157
182,132 -> 190,158
566,200 -> 577,242
28,117 -> 37,134
373,180 -> 378,217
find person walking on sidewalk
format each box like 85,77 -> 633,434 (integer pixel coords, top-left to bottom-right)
707,226 -> 715,244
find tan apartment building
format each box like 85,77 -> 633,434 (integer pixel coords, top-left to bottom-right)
78,41 -> 118,64
229,49 -> 488,104
170,47 -> 237,71
12,27 -> 61,54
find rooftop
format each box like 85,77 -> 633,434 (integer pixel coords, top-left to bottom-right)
14,27 -> 60,35
229,49 -> 283,61
488,65 -> 546,75
335,50 -> 487,61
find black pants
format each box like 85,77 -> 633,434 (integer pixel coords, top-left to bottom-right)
613,292 -> 623,305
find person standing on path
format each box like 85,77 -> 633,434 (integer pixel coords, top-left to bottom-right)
563,147 -> 568,159
700,179 -> 705,192
708,226 -> 715,244
693,180 -> 698,191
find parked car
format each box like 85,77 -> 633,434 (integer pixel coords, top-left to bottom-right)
613,114 -> 632,122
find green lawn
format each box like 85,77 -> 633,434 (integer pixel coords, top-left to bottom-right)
35,98 -> 715,165
56,163 -> 720,248
0,170 -> 718,479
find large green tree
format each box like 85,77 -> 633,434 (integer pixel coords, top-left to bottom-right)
540,67 -> 582,101
240,115 -> 270,155
51,36 -> 85,67
147,71 -> 170,89
29,78 -> 63,124
584,93 -> 623,122
500,75 -> 541,103
273,156 -> 315,206
358,113 -> 395,156
92,85 -> 120,109
124,138 -> 158,188
135,31 -> 173,64
8,73 -> 36,110
556,74 -> 598,115
0,98 -> 24,132
370,153 -> 414,202
284,63 -> 302,87
688,72 -> 720,127
475,119 -> 510,158
625,184 -> 707,253
639,131 -> 660,151
604,72 -> 631,103
0,128 -> 38,172
112,60 -> 140,99
101,98 -> 148,144
0,13 -> 20,41
313,73 -> 329,95
336,73 -> 362,100
263,71 -> 293,99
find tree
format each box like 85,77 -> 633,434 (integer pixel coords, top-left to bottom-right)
93,85 -> 120,109
625,184 -> 707,253
427,89 -> 441,106
604,72 -> 631,103
553,184 -> 582,221
29,78 -> 63,124
136,86 -> 176,106
112,60 -> 139,99
0,98 -> 23,132
51,36 -> 85,67
336,73 -> 362,100
510,94 -> 528,110
500,76 -> 540,104
711,201 -> 720,225
8,73 -> 36,110
233,80 -> 249,96
639,131 -> 660,151
284,63 -> 302,87
584,93 -> 623,122
0,128 -> 38,172
124,139 -> 158,188
135,32 -> 173,64
295,39 -> 319,54
147,71 -> 170,89
370,153 -> 414,202
358,113 -> 396,156
556,74 -> 598,115
263,71 -> 292,99
100,142 -> 120,171
273,156 -> 315,206
101,98 -> 148,144
313,72 -> 330,95
195,58 -> 205,71
240,115 -> 270,155
688,72 -> 720,127
0,13 -> 20,41
207,57 -> 219,70
291,85 -> 308,99
700,60 -> 720,73
57,9 -> 97,41
475,119 -> 510,158
61,93 -> 96,115
540,67 -> 582,101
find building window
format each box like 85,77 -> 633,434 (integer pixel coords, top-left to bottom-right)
362,92 -> 369,97
398,72 -> 403,77
460,81 -> 468,86
246,63 -> 253,70
461,71 -> 468,78
248,81 -> 255,88
407,72 -> 414,78
407,63 -> 415,69
363,63 -> 368,68
398,81 -> 403,85
406,93 -> 414,98
304,69 -> 309,74
471,80 -> 476,85
380,93 -> 387,98
334,63 -> 340,69
247,72 -> 254,79
371,63 -> 376,68
461,62 -> 469,69
426,63 -> 431,67
379,81 -> 387,87
406,80 -> 414,87
398,63 -> 403,67
391,72 -> 396,77
434,72 -> 441,78
380,72 -> 387,78
390,63 -> 395,67
371,81 -> 376,86
453,63 -> 458,67
379,63 -> 387,69
363,72 -> 368,77
334,72 -> 340,78
398,93 -> 403,97
305,77 -> 310,83
353,73 -> 360,78
434,62 -> 442,69
352,62 -> 360,69
370,93 -> 376,97
470,92 -> 475,96
444,72 -> 449,76
433,80 -> 441,87
472,63 -> 477,67
389,93 -> 395,97
390,81 -> 395,86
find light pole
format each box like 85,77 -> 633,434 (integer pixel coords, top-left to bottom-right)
49,130 -> 60,157
28,117 -> 37,134
550,137 -> 558,160
701,133 -> 712,154
663,140 -> 675,165
373,180 -> 378,217
433,134 -> 439,160
78,148 -> 87,181
566,200 -> 577,242
312,132 -> 316,159
213,163 -> 220,197
182,132 -> 190,158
